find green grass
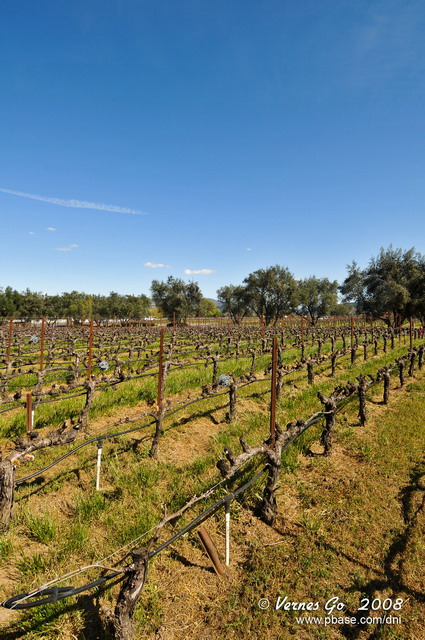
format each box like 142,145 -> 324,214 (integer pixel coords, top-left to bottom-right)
1,333 -> 424,639
22,511 -> 57,544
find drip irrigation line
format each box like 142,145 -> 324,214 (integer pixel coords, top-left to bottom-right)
11,344 -> 414,485
15,418 -> 157,485
8,339 -> 419,489
0,349 -> 274,412
148,466 -> 268,559
4,463 -> 267,610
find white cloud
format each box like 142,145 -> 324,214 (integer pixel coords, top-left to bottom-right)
245,247 -> 252,251
0,188 -> 145,215
184,268 -> 215,275
144,261 -> 171,268
47,227 -> 56,231
55,243 -> 79,252
28,231 -> 35,235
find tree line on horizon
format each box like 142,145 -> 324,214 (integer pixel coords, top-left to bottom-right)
1,247 -> 425,326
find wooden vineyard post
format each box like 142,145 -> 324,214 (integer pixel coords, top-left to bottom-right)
87,318 -> 94,379
270,337 -> 278,446
351,315 -> 354,348
39,316 -> 45,371
26,393 -> 33,434
197,526 -> 225,576
261,314 -> 265,339
410,317 -> 413,351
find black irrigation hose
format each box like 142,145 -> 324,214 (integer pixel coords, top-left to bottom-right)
1,573 -> 122,609
0,350 -> 272,412
15,377 -> 272,485
15,418 -> 157,485
163,388 -> 230,421
10,344 -> 420,486
149,466 -> 268,559
4,466 -> 268,609
0,404 -> 22,415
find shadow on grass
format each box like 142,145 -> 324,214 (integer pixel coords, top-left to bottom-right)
0,581 -> 121,640
340,456 -> 425,639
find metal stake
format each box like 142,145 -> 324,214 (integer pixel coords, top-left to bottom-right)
7,316 -> 13,364
270,336 -> 278,446
26,393 -> 33,434
87,318 -> 94,379
40,316 -> 45,371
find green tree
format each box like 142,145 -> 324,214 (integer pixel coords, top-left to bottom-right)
0,287 -> 21,317
410,258 -> 425,324
340,247 -> 423,325
62,291 -> 93,322
297,277 -> 338,325
150,276 -> 202,324
19,289 -> 44,321
339,261 -> 367,313
43,294 -> 66,319
216,285 -> 252,325
199,298 -> 221,317
243,265 -> 297,325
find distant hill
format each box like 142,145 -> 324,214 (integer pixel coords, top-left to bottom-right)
207,298 -> 224,311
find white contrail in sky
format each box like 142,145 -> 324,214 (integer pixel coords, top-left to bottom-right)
0,188 -> 144,215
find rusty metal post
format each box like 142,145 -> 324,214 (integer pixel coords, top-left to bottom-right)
197,526 -> 225,576
6,316 -> 13,364
157,328 -> 164,410
270,336 -> 278,446
39,316 -> 45,371
87,318 -> 94,379
26,392 -> 33,434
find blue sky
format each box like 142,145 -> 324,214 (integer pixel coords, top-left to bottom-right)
1,0 -> 425,299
